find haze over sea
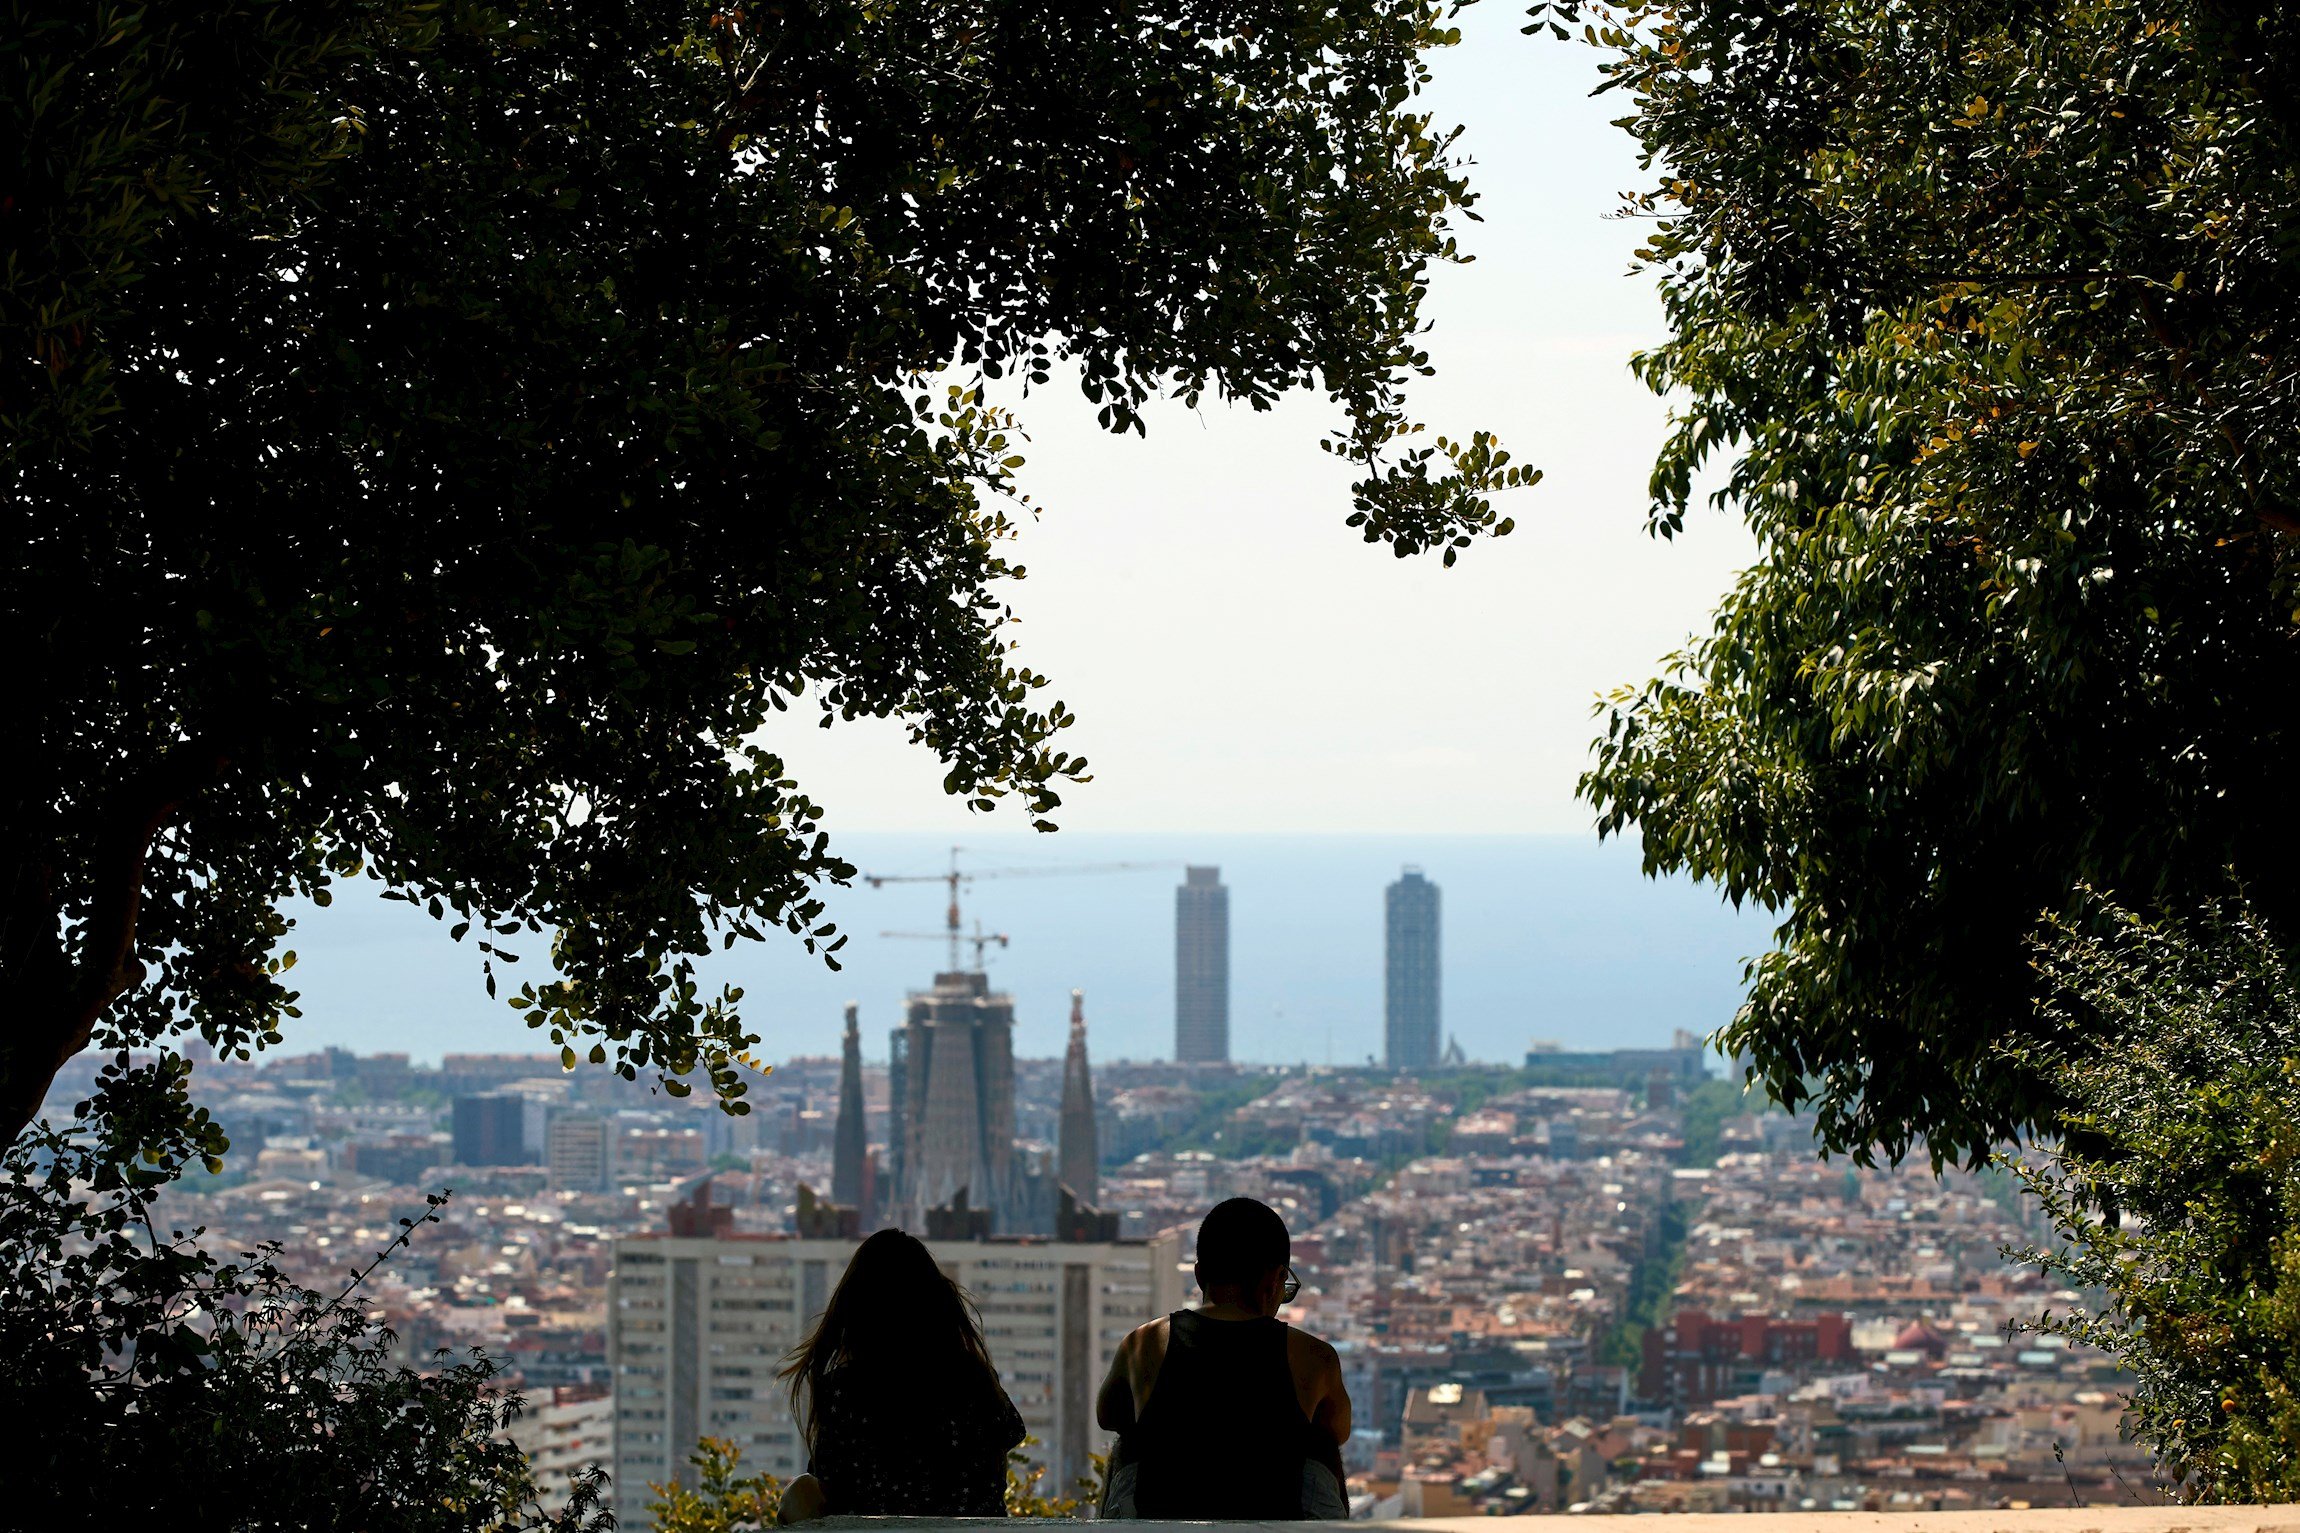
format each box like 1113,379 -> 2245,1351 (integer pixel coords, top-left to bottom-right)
280,833 -> 1763,1070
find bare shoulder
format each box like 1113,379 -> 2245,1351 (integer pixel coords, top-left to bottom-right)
1119,1313 -> 1170,1366
1286,1325 -> 1341,1372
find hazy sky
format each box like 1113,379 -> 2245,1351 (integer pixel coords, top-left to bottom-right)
766,7 -> 1756,838
271,16 -> 1777,1069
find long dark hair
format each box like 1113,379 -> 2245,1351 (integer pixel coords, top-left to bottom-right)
778,1228 -> 999,1444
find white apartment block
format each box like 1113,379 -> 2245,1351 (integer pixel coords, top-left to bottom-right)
507,1386 -> 614,1515
609,1232 -> 1186,1518
546,1112 -> 610,1192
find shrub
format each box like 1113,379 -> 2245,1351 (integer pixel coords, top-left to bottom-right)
0,1054 -> 601,1530
2009,892 -> 2300,1501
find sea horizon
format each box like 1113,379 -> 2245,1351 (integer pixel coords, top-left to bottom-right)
275,830 -> 1767,1072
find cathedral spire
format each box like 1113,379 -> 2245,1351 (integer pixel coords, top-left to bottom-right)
832,1001 -> 869,1216
1057,988 -> 1098,1208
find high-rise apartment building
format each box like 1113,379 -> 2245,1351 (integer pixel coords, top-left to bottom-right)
1174,866 -> 1229,1062
452,1092 -> 531,1166
607,1229 -> 1184,1519
1385,867 -> 1441,1069
886,969 -> 1023,1231
546,1111 -> 611,1191
508,1385 -> 614,1515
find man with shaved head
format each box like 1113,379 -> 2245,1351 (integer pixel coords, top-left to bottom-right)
1097,1197 -> 1351,1519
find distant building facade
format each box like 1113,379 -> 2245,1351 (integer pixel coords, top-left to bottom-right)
887,970 -> 1024,1231
615,1124 -> 707,1183
507,1385 -> 613,1517
1523,1031 -> 1710,1087
452,1093 -> 532,1166
546,1112 -> 611,1192
607,1229 -> 1183,1519
1385,868 -> 1441,1068
1639,1308 -> 1854,1409
1174,866 -> 1229,1062
344,1135 -> 448,1184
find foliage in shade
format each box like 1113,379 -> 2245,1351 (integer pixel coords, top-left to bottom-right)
1004,1436 -> 1104,1519
1558,0 -> 2300,1165
0,1055 -> 601,1530
2010,890 -> 2300,1505
642,1436 -> 1103,1525
646,1438 -> 784,1532
4,0 -> 1529,1140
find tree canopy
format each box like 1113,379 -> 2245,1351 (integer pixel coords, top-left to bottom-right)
1564,0 -> 2300,1164
6,0 -> 1529,1138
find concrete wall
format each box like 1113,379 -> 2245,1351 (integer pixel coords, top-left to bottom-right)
804,1508 -> 2295,1533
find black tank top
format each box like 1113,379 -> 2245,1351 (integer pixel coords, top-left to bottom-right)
1129,1309 -> 1338,1520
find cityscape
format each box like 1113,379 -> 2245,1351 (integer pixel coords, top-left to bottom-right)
68,863 -> 2146,1522
17,0 -> 2291,1521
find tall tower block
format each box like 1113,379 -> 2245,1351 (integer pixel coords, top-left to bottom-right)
832,1002 -> 869,1217
1385,867 -> 1441,1069
1174,866 -> 1229,1062
1058,989 -> 1099,1206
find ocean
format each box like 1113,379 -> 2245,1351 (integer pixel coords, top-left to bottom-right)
272,832 -> 1766,1071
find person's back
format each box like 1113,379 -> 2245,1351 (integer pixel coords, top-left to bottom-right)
776,1229 -> 1026,1523
804,1355 -> 1021,1515
1097,1198 -> 1351,1520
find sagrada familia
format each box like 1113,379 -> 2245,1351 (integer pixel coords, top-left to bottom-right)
821,969 -> 1109,1241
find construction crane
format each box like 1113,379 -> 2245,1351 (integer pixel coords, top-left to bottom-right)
863,844 -> 1177,972
879,920 -> 1011,972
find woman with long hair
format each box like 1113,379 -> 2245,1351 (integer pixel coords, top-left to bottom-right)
773,1228 -> 1026,1523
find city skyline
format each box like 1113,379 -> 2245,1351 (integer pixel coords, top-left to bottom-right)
127,1034 -> 2138,1519
275,832 -> 1764,1070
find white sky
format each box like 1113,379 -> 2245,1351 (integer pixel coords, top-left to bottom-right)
769,10 -> 1753,837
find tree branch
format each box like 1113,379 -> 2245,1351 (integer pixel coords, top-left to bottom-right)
0,744 -> 226,1142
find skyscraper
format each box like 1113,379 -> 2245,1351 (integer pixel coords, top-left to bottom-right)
886,968 -> 1023,1232
832,1002 -> 870,1218
1385,866 -> 1441,1069
1174,865 -> 1229,1062
1058,988 -> 1098,1206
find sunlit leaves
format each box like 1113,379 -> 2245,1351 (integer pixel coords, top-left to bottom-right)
1565,0 -> 2300,1165
2010,891 -> 2300,1501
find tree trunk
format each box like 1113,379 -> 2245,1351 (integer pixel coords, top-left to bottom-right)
2,759 -> 209,1142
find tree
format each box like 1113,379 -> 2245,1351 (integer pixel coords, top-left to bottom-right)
0,1053 -> 602,1529
2010,890 -> 2300,1502
3,0 -> 396,456
7,0 -> 1531,1139
1562,0 -> 2300,1165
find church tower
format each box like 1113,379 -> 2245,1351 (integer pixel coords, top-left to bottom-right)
889,969 -> 1021,1230
1058,988 -> 1098,1207
832,1002 -> 870,1219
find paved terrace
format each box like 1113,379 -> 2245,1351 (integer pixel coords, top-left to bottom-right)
812,1512 -> 2295,1533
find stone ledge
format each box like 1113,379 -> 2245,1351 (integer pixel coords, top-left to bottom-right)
810,1511 -> 2295,1533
